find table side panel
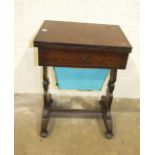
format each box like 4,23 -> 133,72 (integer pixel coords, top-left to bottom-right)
38,47 -> 129,69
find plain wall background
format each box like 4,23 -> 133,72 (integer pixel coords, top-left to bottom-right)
14,0 -> 139,98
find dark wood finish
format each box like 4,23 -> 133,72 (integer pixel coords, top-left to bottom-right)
40,66 -> 53,137
34,20 -> 131,69
34,20 -> 131,51
38,46 -> 129,69
33,20 -> 132,139
100,69 -> 117,138
51,108 -> 101,113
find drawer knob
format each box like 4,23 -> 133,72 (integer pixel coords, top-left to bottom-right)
81,56 -> 87,60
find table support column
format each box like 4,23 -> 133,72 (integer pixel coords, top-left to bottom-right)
100,69 -> 117,138
40,66 -> 53,137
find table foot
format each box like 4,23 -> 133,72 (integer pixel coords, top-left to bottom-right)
40,129 -> 48,137
105,130 -> 113,139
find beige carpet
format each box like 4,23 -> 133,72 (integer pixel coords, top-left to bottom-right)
15,94 -> 140,155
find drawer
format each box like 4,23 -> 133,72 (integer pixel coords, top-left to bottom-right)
38,46 -> 129,69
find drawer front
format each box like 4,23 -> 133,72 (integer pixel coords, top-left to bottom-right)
38,47 -> 128,69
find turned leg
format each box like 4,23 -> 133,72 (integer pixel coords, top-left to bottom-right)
40,66 -> 52,137
100,69 -> 117,138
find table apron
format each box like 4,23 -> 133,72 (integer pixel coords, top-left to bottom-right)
38,48 -> 129,69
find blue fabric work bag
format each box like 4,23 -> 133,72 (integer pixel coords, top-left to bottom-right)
54,67 -> 109,91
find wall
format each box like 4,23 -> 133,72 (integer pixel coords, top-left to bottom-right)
14,0 -> 139,98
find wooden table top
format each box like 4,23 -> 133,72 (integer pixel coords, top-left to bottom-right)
34,20 -> 132,52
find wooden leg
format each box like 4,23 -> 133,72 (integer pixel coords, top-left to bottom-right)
100,69 -> 117,139
40,66 -> 53,137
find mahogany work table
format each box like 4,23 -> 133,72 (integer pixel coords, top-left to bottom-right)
33,20 -> 132,139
